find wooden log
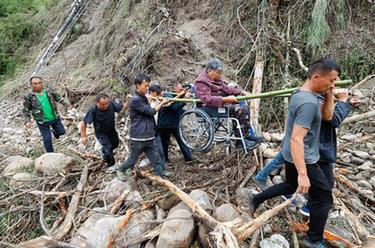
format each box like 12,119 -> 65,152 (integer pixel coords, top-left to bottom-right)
335,196 -> 370,240
237,198 -> 293,241
334,172 -> 375,206
51,162 -> 91,239
342,110 -> 375,124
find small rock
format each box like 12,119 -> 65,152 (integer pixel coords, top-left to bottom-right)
358,179 -> 374,190
263,148 -> 278,158
262,132 -> 272,142
104,177 -> 137,203
359,189 -> 374,198
365,143 -> 375,150
158,194 -> 181,210
125,191 -> 144,209
10,172 -> 35,187
352,151 -> 370,159
2,157 -> 34,176
369,177 -> 375,188
272,175 -> 283,185
271,133 -> 284,143
214,204 -> 239,222
358,162 -> 373,171
341,134 -> 361,141
259,234 -> 290,248
156,209 -> 194,248
235,188 -> 252,211
35,153 -> 75,175
262,223 -> 273,234
189,189 -> 213,211
157,207 -> 166,221
123,210 -> 155,247
351,156 -> 365,165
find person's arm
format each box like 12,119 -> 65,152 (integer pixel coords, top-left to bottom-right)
49,86 -> 69,107
80,121 -> 88,145
290,125 -> 310,194
132,97 -> 168,115
80,109 -> 94,145
113,101 -> 124,113
321,88 -> 334,121
22,96 -> 33,128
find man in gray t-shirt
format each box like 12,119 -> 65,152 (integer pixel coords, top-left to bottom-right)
249,58 -> 341,248
281,90 -> 322,164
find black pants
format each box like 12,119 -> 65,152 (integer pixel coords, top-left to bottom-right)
96,132 -> 119,166
253,161 -> 333,242
119,139 -> 164,176
158,128 -> 192,162
37,117 -> 66,153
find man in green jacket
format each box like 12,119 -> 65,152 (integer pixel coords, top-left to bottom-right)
22,76 -> 69,152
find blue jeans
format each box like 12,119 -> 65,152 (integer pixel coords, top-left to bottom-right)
255,152 -> 284,181
119,139 -> 164,176
37,117 -> 66,153
96,132 -> 119,166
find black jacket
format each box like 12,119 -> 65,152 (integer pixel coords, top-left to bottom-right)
319,101 -> 352,163
129,91 -> 157,140
158,92 -> 186,129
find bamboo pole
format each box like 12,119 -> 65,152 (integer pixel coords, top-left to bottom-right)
164,80 -> 352,103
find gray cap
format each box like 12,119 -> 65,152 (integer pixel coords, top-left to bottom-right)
206,58 -> 223,71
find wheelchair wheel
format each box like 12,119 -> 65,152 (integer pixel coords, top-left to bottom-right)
178,108 -> 214,152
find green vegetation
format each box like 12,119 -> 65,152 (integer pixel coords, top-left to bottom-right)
0,0 -> 56,84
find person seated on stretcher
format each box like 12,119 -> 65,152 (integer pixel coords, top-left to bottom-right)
194,58 -> 264,150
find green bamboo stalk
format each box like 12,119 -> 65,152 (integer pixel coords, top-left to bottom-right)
165,79 -> 352,103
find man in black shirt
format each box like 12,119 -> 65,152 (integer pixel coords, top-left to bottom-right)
80,93 -> 124,168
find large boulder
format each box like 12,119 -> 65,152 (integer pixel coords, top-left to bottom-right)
35,153 -> 75,175
156,209 -> 194,248
214,204 -> 239,222
122,210 -> 155,248
169,189 -> 213,215
2,157 -> 34,176
10,172 -> 36,187
104,177 -> 137,203
0,155 -> 24,171
71,213 -> 121,248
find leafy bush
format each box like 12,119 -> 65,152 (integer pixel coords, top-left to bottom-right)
0,0 -> 56,83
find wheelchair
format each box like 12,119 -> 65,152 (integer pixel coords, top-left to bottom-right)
178,105 -> 257,156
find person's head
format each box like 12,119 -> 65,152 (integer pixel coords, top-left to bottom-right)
30,76 -> 44,93
96,93 -> 110,111
134,73 -> 151,95
172,82 -> 183,93
149,84 -> 163,97
307,58 -> 341,94
206,58 -> 223,81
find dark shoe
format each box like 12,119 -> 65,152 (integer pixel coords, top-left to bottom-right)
236,140 -> 259,150
246,135 -> 264,143
185,157 -> 199,164
303,237 -> 328,248
254,177 -> 272,191
248,192 -> 257,214
281,194 -> 298,206
51,129 -> 59,139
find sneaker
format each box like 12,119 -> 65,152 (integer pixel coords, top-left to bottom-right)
185,157 -> 199,164
117,169 -> 131,181
236,140 -> 259,150
299,204 -> 310,217
106,165 -> 117,173
281,194 -> 298,206
163,171 -> 173,177
254,177 -> 272,191
246,135 -> 265,143
303,237 -> 328,248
